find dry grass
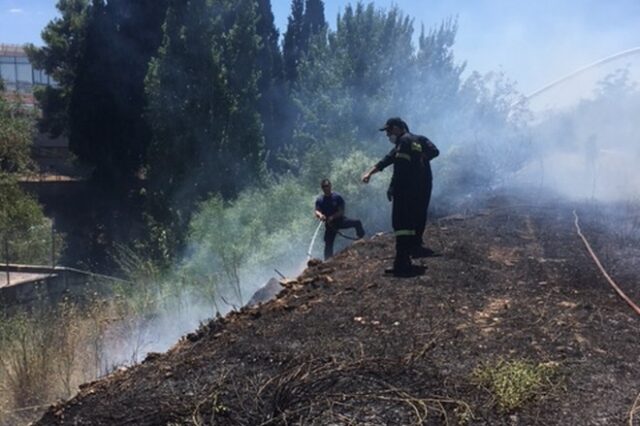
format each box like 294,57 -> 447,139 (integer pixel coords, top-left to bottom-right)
190,353 -> 472,426
630,391 -> 640,426
0,293 -> 168,426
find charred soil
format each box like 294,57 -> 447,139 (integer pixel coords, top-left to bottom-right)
37,196 -> 640,425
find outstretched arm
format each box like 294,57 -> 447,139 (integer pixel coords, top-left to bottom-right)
362,147 -> 396,183
361,165 -> 380,183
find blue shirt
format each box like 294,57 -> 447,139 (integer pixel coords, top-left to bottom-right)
315,192 -> 345,217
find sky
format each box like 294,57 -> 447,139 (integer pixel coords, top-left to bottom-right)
1,0 -> 640,106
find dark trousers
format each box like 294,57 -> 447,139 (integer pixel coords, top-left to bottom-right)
392,191 -> 417,269
413,182 -> 432,248
324,217 -> 364,260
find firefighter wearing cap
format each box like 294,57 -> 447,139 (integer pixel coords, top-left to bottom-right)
362,118 -> 439,257
361,118 -> 423,275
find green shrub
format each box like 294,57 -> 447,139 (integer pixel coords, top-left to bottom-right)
472,359 -> 558,412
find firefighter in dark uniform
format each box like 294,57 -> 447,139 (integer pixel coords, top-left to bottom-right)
361,118 -> 423,275
362,118 -> 439,258
410,129 -> 439,255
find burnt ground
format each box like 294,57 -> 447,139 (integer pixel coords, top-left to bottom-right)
37,195 -> 640,425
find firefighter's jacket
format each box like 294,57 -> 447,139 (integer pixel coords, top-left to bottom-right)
390,133 -> 425,198
375,132 -> 439,194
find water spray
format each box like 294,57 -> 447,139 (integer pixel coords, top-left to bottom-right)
517,46 -> 640,105
306,221 -> 323,262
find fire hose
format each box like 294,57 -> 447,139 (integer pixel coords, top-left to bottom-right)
306,221 -> 323,261
306,220 -> 362,261
573,210 -> 640,316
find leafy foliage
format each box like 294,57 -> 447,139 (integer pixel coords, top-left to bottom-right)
0,98 -> 33,174
26,0 -> 90,138
185,176 -> 314,306
0,92 -> 64,264
283,0 -> 305,83
144,0 -> 267,257
68,0 -> 167,185
255,0 -> 288,158
291,3 -> 414,160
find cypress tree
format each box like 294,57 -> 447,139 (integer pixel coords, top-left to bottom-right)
67,0 -> 108,176
283,0 -> 304,83
303,0 -> 326,37
68,0 -> 168,187
283,0 -> 326,84
255,0 -> 286,158
26,0 -> 90,138
145,0 -> 266,256
145,0 -> 224,251
214,0 -> 265,194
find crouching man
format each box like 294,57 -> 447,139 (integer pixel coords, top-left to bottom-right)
314,179 -> 365,260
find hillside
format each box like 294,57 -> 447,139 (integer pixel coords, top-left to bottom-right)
36,196 -> 640,425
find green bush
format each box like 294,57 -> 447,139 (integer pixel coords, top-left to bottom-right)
183,152 -> 392,308
185,176 -> 314,306
0,91 -> 65,265
472,359 -> 558,412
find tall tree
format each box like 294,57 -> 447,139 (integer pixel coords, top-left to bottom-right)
145,0 -> 220,256
282,0 -> 305,83
215,0 -> 265,192
303,0 -> 326,38
26,0 -> 91,137
254,0 -> 287,158
283,0 -> 326,83
68,0 -> 168,186
411,19 -> 465,122
255,0 -> 282,87
292,3 -> 414,163
145,0 -> 265,257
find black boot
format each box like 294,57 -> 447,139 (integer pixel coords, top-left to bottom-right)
411,246 -> 437,258
385,241 -> 416,276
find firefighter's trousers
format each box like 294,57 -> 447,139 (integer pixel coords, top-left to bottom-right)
392,191 -> 418,269
414,181 -> 432,248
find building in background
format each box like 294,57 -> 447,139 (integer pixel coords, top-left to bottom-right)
0,43 -> 53,90
1,43 -> 73,177
0,43 -> 54,105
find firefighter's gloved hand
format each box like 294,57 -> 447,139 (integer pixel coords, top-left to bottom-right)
386,187 -> 393,202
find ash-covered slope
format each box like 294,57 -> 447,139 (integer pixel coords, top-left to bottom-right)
37,197 -> 640,425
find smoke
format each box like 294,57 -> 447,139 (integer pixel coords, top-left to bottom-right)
98,293 -> 215,371
515,68 -> 640,201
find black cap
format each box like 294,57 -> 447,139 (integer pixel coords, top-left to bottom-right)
379,117 -> 406,131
